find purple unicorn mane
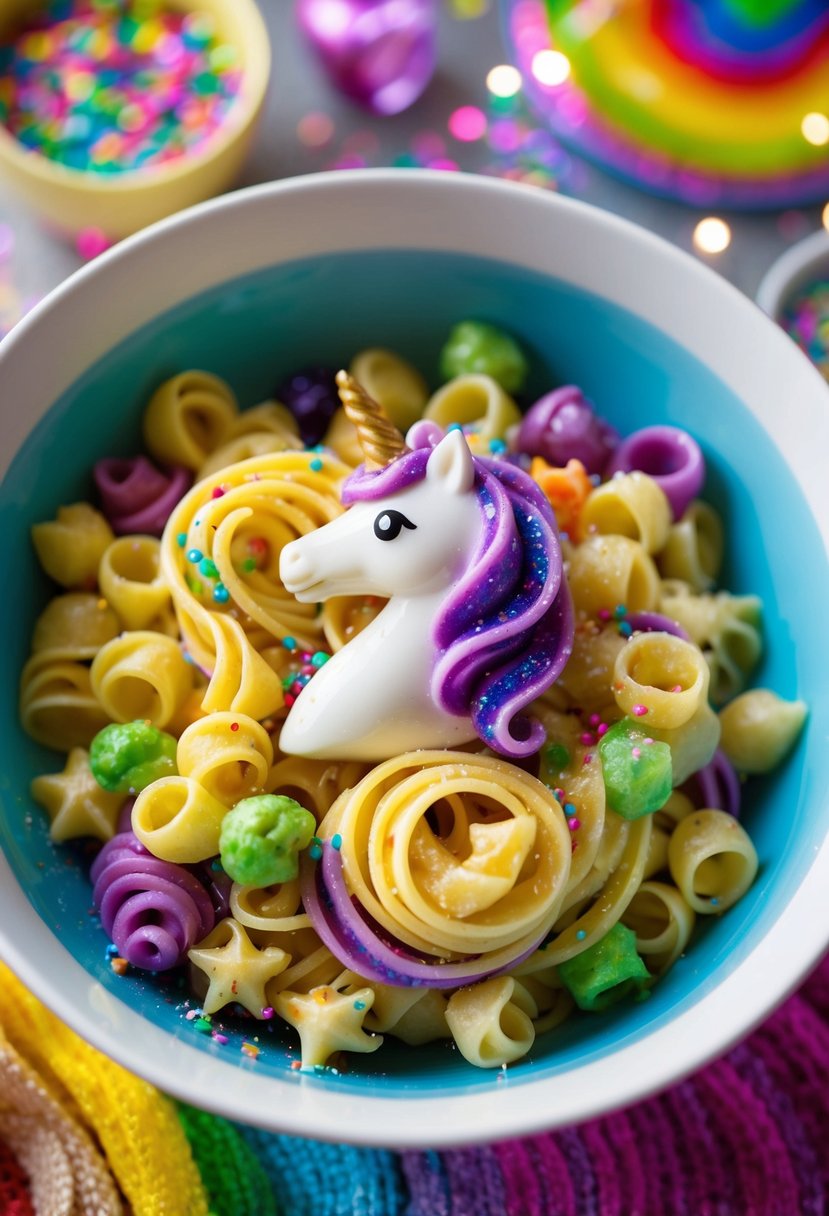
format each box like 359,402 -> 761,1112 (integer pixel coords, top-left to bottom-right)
342,429 -> 573,758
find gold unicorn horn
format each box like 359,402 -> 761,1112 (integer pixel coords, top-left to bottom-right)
335,369 -> 410,470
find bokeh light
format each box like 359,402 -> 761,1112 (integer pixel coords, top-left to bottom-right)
822,202 -> 829,232
486,64 -> 522,98
296,112 -> 334,148
693,217 -> 732,254
448,105 -> 487,142
801,112 -> 829,147
531,49 -> 570,87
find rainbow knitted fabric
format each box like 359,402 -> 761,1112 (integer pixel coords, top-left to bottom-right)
0,956 -> 827,1216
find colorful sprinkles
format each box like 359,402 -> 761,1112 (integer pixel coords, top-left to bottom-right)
782,278 -> 829,382
0,0 -> 241,174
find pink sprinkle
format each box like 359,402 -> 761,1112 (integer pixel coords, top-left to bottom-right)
567,816 -> 581,831
554,788 -> 565,801
631,747 -> 641,760
76,226 -> 111,261
212,1032 -> 228,1045
588,713 -> 600,727
598,609 -> 611,621
262,1006 -> 275,1020
643,737 -> 654,745
579,732 -> 595,746
211,486 -> 225,499
185,1010 -> 198,1021
671,684 -> 683,693
632,704 -> 649,716
597,723 -> 609,737
583,753 -> 593,765
230,722 -> 239,732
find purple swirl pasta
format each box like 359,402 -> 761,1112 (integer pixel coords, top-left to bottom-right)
93,455 -> 192,537
91,831 -> 214,970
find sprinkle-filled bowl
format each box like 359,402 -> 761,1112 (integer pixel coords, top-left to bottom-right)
757,229 -> 829,380
0,171 -> 828,1147
0,0 -> 270,239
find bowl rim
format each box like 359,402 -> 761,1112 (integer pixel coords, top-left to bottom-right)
755,228 -> 829,320
0,0 -> 271,193
1,169 -> 828,1147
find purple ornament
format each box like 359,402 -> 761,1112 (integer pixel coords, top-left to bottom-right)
91,831 -> 214,971
94,455 -> 192,537
296,0 -> 437,116
516,385 -> 619,475
276,366 -> 340,446
605,425 -> 704,520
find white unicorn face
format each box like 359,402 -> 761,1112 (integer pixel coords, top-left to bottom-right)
280,429 -> 483,601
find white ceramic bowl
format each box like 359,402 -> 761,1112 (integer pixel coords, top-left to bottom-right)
1,171 -> 828,1147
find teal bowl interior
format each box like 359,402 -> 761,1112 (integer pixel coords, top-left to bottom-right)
0,248 -> 825,1097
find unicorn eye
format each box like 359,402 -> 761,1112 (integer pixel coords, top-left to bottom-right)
373,510 -> 417,541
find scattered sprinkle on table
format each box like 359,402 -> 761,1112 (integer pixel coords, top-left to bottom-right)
0,0 -> 241,174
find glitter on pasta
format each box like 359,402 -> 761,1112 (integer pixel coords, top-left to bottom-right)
22,330 -> 807,1072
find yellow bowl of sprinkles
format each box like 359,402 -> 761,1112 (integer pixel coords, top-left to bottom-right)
0,0 -> 270,241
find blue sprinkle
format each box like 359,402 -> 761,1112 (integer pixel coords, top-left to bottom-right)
576,929 -> 587,941
331,833 -> 342,851
187,548 -> 203,564
489,438 -> 507,454
563,802 -> 576,815
282,636 -> 297,651
213,584 -> 230,604
618,621 -> 632,637
309,458 -> 323,472
613,604 -> 627,619
710,897 -> 719,906
176,532 -> 187,548
447,422 -> 463,432
353,1000 -> 366,1011
309,844 -> 322,861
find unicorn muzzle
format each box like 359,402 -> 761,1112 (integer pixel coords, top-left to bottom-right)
279,540 -> 317,597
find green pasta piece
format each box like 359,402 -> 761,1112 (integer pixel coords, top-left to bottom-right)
598,718 -> 672,820
439,320 -> 528,393
219,794 -> 316,887
558,923 -> 651,1012
89,720 -> 177,794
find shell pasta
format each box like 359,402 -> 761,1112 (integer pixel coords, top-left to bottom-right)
20,341 -> 803,1076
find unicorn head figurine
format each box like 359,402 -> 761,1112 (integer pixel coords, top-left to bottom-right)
278,372 -> 573,762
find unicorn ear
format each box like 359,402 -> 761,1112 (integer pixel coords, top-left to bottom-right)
425,428 -> 476,495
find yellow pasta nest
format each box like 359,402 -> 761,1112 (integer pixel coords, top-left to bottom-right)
161,451 -> 351,719
319,750 -> 573,964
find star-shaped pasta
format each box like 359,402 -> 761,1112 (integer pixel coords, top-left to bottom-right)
30,747 -> 124,843
274,984 -> 383,1069
188,918 -> 290,1017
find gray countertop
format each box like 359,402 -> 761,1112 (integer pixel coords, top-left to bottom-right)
0,0 -> 824,327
